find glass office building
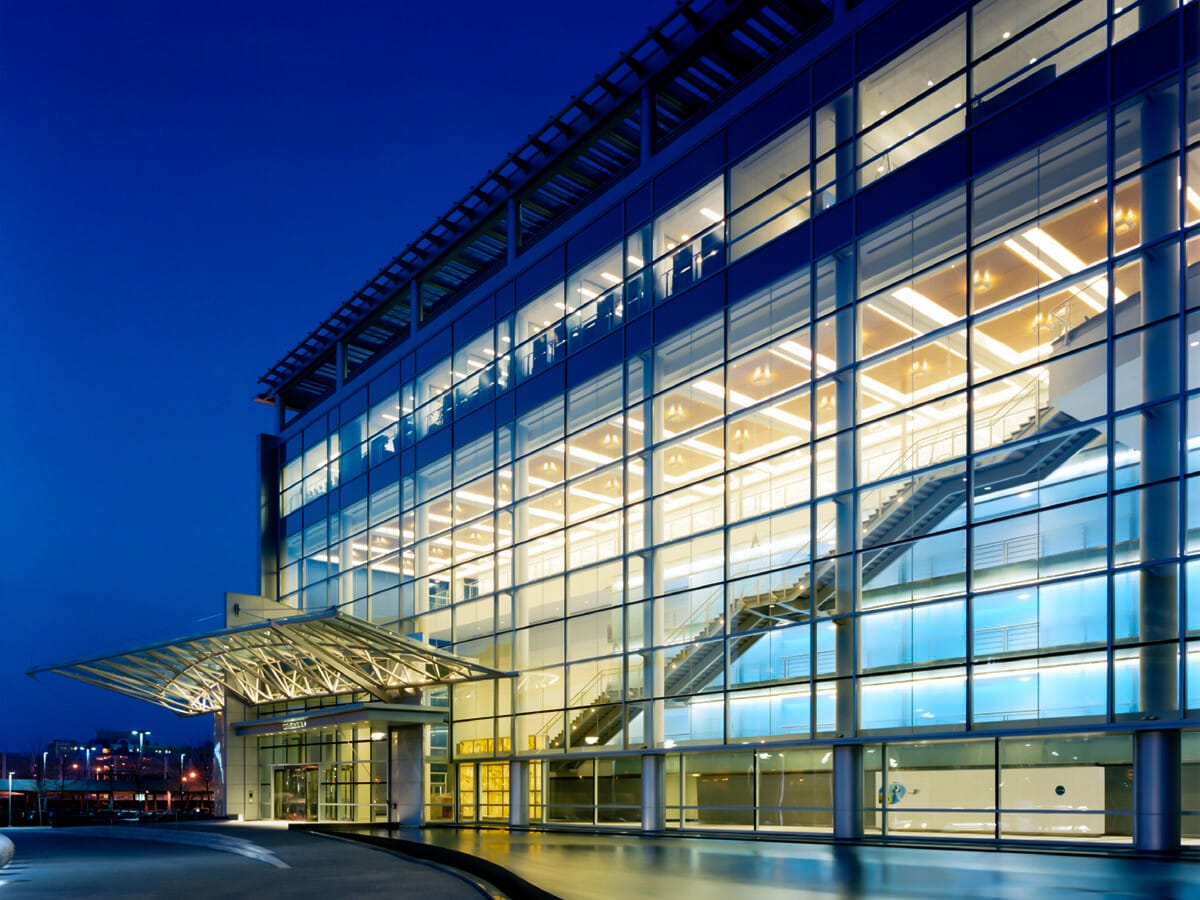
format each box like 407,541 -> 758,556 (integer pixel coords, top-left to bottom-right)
49,0 -> 1199,850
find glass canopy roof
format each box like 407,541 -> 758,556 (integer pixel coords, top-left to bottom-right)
28,609 -> 508,716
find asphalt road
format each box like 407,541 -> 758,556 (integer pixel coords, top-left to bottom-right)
0,823 -> 493,899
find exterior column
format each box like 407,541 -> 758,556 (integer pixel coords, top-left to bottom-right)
641,753 -> 665,831
213,709 -> 227,818
833,745 -> 863,840
222,692 -> 253,821
646,409 -> 663,745
833,90 -> 855,207
645,585 -> 664,749
389,725 -> 424,827
335,339 -> 345,390
640,85 -> 655,167
829,249 -> 861,840
1135,56 -> 1182,853
508,759 -> 529,827
1136,730 -> 1182,853
258,434 -> 281,603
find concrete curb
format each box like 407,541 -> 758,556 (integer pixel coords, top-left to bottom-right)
0,833 -> 14,867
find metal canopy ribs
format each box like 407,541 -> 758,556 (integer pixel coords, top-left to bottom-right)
28,609 -> 507,716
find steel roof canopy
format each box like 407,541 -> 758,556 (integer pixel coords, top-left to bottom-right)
28,609 -> 509,716
257,0 -> 829,413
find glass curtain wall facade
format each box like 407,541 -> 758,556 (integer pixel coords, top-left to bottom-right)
260,0 -> 1200,843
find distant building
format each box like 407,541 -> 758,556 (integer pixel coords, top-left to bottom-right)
0,739 -> 213,823
37,0 -> 1200,851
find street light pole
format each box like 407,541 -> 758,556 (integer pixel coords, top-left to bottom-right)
131,731 -> 150,813
7,771 -> 13,828
40,751 -> 47,826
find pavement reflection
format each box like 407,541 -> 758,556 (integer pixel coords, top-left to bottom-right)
338,826 -> 1200,899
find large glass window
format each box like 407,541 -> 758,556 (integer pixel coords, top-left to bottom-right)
652,178 -> 725,302
269,10 -> 1198,838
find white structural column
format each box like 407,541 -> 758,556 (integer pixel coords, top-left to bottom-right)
222,693 -> 254,820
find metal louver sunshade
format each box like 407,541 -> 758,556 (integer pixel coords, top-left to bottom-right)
28,609 -> 507,715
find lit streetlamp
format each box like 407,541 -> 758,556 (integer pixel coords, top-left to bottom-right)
131,730 -> 150,756
7,771 -> 13,828
131,731 -> 150,812
40,751 -> 47,825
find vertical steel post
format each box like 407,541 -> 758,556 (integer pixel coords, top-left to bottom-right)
1134,45 -> 1181,853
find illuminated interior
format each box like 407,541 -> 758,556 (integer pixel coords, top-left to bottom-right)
263,0 -> 1200,835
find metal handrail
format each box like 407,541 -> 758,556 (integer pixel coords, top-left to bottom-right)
534,661 -> 626,742
863,374 -> 1042,488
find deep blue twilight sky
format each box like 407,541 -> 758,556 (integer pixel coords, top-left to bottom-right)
0,0 -> 676,753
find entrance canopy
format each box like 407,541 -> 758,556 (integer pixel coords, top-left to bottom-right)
29,609 -> 508,715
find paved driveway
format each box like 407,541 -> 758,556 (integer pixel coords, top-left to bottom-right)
0,823 -> 491,899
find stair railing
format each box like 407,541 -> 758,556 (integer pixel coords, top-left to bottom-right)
863,375 -> 1043,489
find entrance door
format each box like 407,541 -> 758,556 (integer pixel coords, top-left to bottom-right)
274,765 -> 318,821
479,763 -> 510,822
457,762 -> 509,823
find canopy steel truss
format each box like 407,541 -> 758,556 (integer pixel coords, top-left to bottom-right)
28,609 -> 507,715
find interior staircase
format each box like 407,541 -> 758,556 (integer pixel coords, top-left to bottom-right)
540,396 -> 1099,753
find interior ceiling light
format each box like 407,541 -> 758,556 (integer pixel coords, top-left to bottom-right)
1112,206 -> 1138,235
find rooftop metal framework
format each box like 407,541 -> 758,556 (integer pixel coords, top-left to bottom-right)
29,609 -> 508,715
257,0 -> 829,412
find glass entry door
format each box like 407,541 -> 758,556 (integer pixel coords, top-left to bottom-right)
457,762 -> 509,823
274,765 -> 318,821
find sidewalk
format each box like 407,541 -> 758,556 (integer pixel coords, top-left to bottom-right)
314,825 -> 1200,899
